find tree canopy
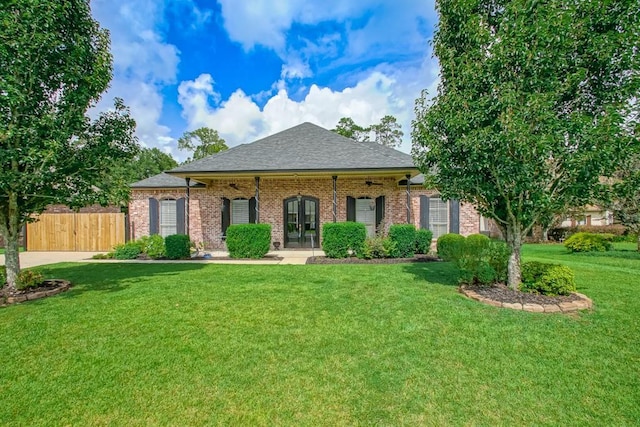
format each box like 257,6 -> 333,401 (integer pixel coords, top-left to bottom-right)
412,0 -> 639,288
178,127 -> 228,162
0,0 -> 138,288
333,116 -> 404,147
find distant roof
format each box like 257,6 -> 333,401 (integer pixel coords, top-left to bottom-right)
130,172 -> 205,188
168,122 -> 416,176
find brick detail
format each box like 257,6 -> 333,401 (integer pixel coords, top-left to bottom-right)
129,178 -> 482,249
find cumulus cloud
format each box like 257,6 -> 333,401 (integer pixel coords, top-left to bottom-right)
177,57 -> 439,154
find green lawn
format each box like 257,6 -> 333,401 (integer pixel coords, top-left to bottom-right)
0,245 -> 638,425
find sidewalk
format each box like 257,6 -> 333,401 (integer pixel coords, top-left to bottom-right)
0,249 -> 324,268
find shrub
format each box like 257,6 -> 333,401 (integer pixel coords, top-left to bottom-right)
564,232 -> 612,252
143,234 -> 165,259
226,224 -> 271,259
437,233 -> 466,262
165,234 -> 192,259
91,253 -> 113,260
520,262 -> 576,296
388,224 -> 416,258
360,237 -> 396,259
0,265 -> 6,286
475,261 -> 497,285
487,240 -> 510,282
16,270 -> 44,291
322,222 -> 366,258
415,229 -> 433,254
114,241 -> 141,260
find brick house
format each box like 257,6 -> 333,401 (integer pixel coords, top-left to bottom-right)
129,123 -> 481,249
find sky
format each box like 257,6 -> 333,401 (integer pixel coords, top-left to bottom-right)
91,0 -> 440,162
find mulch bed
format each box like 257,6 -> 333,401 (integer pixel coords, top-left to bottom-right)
1,279 -> 71,306
306,255 -> 440,264
463,283 -> 583,305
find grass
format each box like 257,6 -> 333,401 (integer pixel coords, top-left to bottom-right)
0,245 -> 638,425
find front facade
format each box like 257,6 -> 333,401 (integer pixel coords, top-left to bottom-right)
129,123 -> 481,249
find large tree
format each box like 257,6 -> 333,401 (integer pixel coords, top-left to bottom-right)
178,127 -> 228,162
371,115 -> 404,148
610,155 -> 640,251
412,0 -> 639,288
0,0 -> 138,289
333,117 -> 371,142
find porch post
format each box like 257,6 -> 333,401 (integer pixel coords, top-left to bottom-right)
405,174 -> 411,224
185,177 -> 191,235
332,175 -> 337,222
254,176 -> 260,223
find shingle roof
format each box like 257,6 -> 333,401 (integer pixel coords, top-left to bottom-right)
130,172 -> 205,188
168,122 -> 416,175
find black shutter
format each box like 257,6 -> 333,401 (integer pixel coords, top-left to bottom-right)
346,196 -> 356,221
222,198 -> 230,236
176,198 -> 185,235
249,197 -> 257,223
449,199 -> 460,234
375,196 -> 385,229
149,198 -> 159,235
420,196 -> 430,229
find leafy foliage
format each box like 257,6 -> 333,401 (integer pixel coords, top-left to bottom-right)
521,262 -> 576,296
322,222 -> 366,258
436,233 -> 466,262
114,242 -> 141,260
138,234 -> 166,259
226,224 -> 272,259
333,116 -> 404,147
412,0 -> 639,288
564,232 -> 613,253
16,270 -> 44,291
0,0 -> 138,288
0,265 -> 6,286
388,224 -> 416,258
178,127 -> 228,162
610,156 -> 640,251
360,236 -> 396,260
164,234 -> 191,260
332,117 -> 371,142
438,233 -> 510,285
415,229 -> 433,254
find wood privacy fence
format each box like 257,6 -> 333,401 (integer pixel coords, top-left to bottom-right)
26,213 -> 126,251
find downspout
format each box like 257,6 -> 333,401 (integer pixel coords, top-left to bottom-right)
185,177 -> 191,236
255,176 -> 260,223
332,175 -> 337,222
406,174 -> 411,224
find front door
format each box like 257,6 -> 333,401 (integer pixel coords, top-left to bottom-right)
284,196 -> 319,248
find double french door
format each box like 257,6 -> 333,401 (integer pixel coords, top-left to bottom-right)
284,196 -> 319,248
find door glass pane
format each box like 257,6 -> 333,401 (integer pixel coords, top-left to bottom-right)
356,198 -> 376,237
287,200 -> 298,240
304,200 -> 316,237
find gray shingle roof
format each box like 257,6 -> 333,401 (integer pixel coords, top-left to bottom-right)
168,122 -> 416,175
130,172 -> 205,188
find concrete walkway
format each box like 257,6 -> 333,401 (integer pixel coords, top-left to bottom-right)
0,249 -> 324,268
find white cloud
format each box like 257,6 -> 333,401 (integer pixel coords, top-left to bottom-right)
91,0 -> 181,155
177,57 -> 440,153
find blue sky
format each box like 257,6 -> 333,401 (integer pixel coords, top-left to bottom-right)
91,0 -> 440,161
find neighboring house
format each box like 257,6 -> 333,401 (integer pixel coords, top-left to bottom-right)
129,123 -> 481,249
560,205 -> 614,227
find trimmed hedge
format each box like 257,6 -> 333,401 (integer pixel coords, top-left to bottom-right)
322,222 -> 366,258
415,229 -> 433,254
165,234 -> 192,259
437,233 -> 466,262
226,224 -> 271,259
564,232 -> 612,252
388,224 -> 416,258
521,261 -> 576,296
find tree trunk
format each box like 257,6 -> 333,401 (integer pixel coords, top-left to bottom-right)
505,223 -> 523,290
637,233 -> 640,252
1,192 -> 22,291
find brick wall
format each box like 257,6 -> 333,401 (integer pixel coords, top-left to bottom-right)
129,177 -> 481,249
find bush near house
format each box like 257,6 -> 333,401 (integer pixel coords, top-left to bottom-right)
322,222 -> 366,258
437,233 -> 466,262
415,229 -> 433,254
226,224 -> 271,259
360,236 -> 397,259
388,224 -> 416,258
521,261 -> 576,296
137,234 -> 166,259
113,241 -> 142,260
564,232 -> 613,253
165,234 -> 192,259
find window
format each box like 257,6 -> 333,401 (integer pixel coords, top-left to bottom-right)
160,199 -> 177,237
429,198 -> 449,239
231,199 -> 250,224
356,198 -> 376,237
480,215 -> 491,233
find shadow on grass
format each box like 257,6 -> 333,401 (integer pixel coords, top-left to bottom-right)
401,260 -> 460,287
35,262 -> 209,298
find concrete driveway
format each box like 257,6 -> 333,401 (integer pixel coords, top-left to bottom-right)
0,252 -> 102,268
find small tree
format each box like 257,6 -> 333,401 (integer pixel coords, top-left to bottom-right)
412,0 -> 639,289
178,127 -> 228,162
0,0 -> 138,289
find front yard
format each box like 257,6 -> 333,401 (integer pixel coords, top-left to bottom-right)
0,244 -> 638,425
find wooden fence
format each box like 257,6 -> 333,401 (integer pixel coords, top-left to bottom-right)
26,213 -> 125,251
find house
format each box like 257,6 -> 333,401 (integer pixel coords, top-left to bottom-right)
129,123 -> 481,249
560,205 -> 613,227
